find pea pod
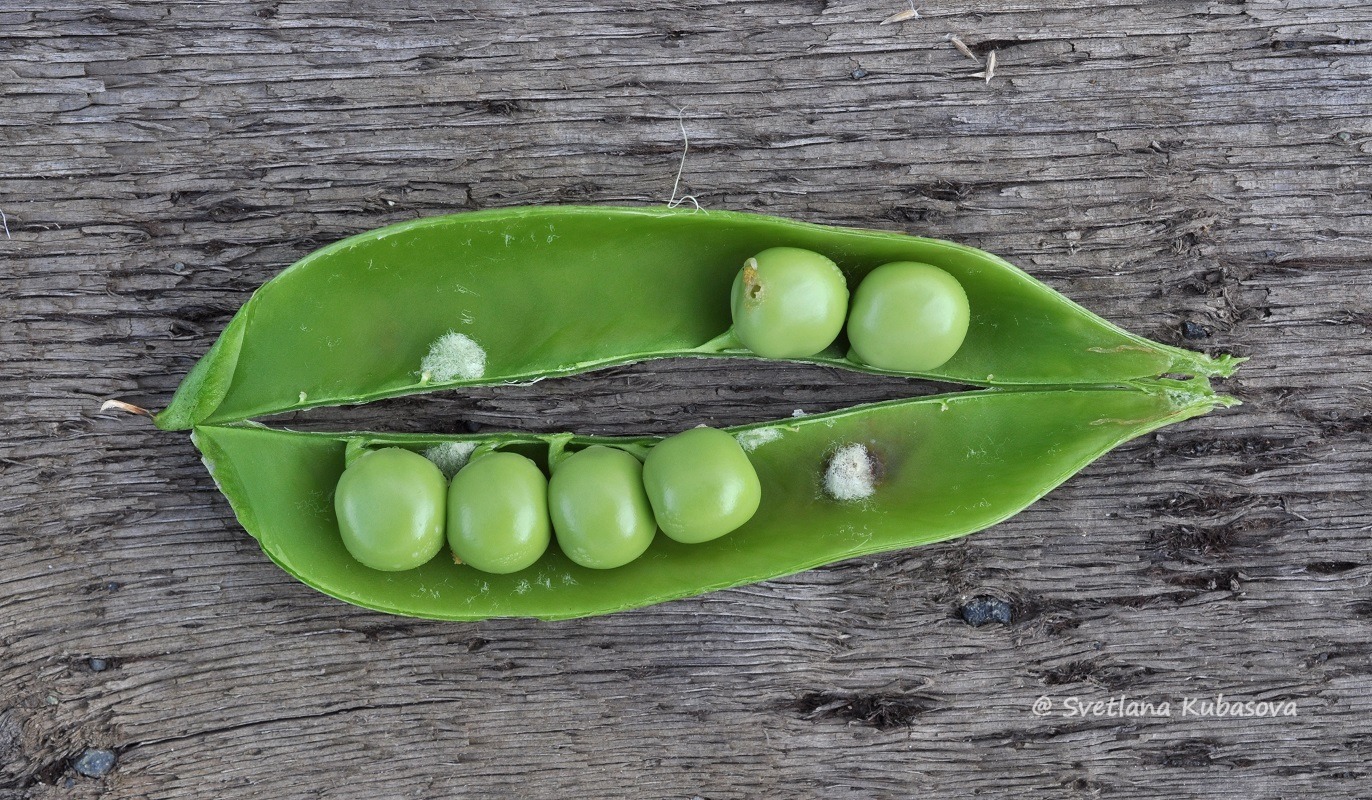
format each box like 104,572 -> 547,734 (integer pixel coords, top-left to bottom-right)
189,382 -> 1232,621
154,206 -> 1238,431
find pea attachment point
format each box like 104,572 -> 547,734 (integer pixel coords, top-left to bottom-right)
100,399 -> 152,418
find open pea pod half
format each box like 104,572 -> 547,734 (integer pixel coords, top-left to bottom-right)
156,206 -> 1238,430
191,383 -> 1232,621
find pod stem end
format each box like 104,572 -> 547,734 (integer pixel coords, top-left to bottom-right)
100,399 -> 154,419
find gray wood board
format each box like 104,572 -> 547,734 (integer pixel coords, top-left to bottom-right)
3,1 -> 1370,798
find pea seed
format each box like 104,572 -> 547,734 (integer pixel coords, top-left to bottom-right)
643,427 -> 761,543
334,447 -> 446,571
447,452 -> 551,574
730,247 -> 849,359
548,446 -> 656,569
847,261 -> 970,372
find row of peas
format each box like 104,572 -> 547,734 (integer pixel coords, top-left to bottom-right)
731,247 -> 970,371
334,426 -> 760,574
333,247 -> 970,574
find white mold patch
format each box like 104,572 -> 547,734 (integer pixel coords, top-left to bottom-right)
735,428 -> 782,452
420,331 -> 487,383
824,443 -> 878,502
424,441 -> 478,478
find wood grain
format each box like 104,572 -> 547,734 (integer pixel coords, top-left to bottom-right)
3,1 -> 1370,797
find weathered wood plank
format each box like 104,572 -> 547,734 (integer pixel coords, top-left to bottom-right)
3,0 -> 1370,798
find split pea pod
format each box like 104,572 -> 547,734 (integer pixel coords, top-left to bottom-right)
153,206 -> 1238,431
191,382 -> 1231,621
148,206 -> 1242,620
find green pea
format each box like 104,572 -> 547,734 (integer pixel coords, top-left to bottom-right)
847,261 -> 971,372
548,446 -> 656,569
729,246 -> 849,359
642,427 -> 761,544
446,451 -> 550,574
334,447 -> 446,571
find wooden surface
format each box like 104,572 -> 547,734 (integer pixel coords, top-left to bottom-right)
3,1 -> 1370,797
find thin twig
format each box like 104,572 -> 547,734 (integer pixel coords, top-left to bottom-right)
0,209 -> 10,240
666,107 -> 702,212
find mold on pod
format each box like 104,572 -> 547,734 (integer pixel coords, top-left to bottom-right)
735,427 -> 784,453
425,441 -> 478,478
823,443 -> 881,502
420,331 -> 487,383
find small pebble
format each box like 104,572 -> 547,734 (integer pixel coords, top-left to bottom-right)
1181,321 -> 1209,340
88,658 -> 108,672
850,68 -> 868,79
960,596 -> 1012,627
73,748 -> 116,778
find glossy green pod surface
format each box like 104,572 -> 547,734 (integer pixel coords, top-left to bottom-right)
155,206 -> 1238,430
189,383 -> 1231,621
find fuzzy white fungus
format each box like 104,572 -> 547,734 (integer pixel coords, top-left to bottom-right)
420,331 -> 487,383
824,443 -> 877,502
735,428 -> 782,452
424,441 -> 478,478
